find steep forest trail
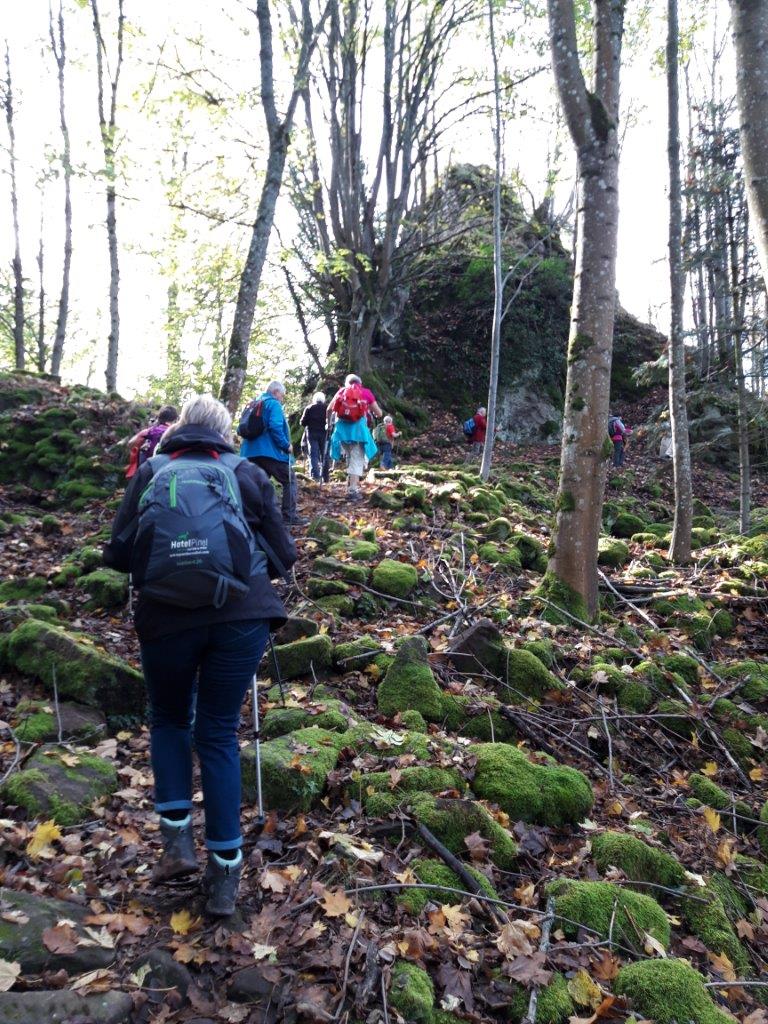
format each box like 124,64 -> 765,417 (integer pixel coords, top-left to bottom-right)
0,373 -> 768,1024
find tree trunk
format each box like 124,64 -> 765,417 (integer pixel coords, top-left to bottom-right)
4,46 -> 25,371
544,0 -> 625,620
480,0 -> 503,483
219,0 -> 327,413
104,181 -> 120,392
49,0 -> 72,379
730,0 -> 768,291
666,0 -> 693,564
36,206 -> 46,373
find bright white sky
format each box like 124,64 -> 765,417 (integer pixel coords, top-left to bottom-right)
0,0 -> 734,396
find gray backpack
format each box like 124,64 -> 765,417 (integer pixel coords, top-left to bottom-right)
131,452 -> 264,609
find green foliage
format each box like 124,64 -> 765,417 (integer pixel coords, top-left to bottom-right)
371,559 -> 418,597
389,962 -> 434,1022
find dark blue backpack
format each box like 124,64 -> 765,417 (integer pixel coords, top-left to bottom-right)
462,417 -> 476,437
130,452 -> 265,609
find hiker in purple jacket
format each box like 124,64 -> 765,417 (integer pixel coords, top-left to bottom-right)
125,406 -> 178,479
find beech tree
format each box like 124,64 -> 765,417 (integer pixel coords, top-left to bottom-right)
3,46 -> 25,371
219,0 -> 329,414
89,0 -> 125,393
729,0 -> 768,292
50,0 -> 73,379
666,0 -> 693,563
542,0 -> 625,619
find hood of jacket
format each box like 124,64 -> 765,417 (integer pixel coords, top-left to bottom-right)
157,424 -> 236,456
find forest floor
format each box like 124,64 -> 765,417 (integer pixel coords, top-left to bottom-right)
0,375 -> 768,1024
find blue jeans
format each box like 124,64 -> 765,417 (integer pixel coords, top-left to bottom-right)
380,442 -> 393,469
308,432 -> 326,481
140,619 -> 270,850
613,440 -> 624,467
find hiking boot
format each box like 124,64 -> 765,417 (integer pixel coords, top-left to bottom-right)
202,853 -> 242,916
152,817 -> 198,883
284,514 -> 308,526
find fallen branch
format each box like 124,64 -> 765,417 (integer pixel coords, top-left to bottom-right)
523,896 -> 555,1024
416,821 -> 507,925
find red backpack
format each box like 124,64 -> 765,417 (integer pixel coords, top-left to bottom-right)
333,384 -> 368,422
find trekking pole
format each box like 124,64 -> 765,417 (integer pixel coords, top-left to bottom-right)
251,674 -> 265,826
268,633 -> 287,706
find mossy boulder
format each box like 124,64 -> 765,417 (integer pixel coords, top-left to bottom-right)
4,620 -> 144,716
610,511 -> 647,538
0,602 -> 59,633
261,700 -> 349,739
651,594 -> 734,651
472,744 -> 593,826
76,568 -> 128,609
400,709 -> 428,733
1,744 -> 117,825
267,634 -> 332,681
333,636 -> 392,673
371,559 -> 418,597
528,572 -> 590,625
615,959 -> 731,1024
13,699 -> 106,745
52,545 -> 103,586
377,637 -> 448,721
659,652 -> 700,687
597,537 -> 630,568
547,879 -> 670,949
510,532 -> 547,571
307,577 -> 350,598
358,765 -> 463,812
274,616 -> 319,644
681,882 -> 749,973
448,618 -> 561,701
0,576 -> 48,602
0,887 -> 116,973
368,490 -> 405,511
409,793 -> 517,869
507,973 -> 574,1024
307,515 -> 349,545
242,726 -> 342,812
328,537 -> 380,561
311,556 -> 369,584
397,858 -> 498,915
592,663 -> 654,713
315,594 -> 356,618
389,961 -> 434,1022
591,831 -> 685,887
343,723 -> 432,761
520,638 -> 556,669
478,542 -> 523,570
717,660 -> 768,702
484,516 -> 514,542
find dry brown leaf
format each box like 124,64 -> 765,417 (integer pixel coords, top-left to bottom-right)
701,761 -> 718,778
0,959 -> 20,992
707,950 -> 736,982
513,880 -> 536,907
42,922 -> 79,955
320,888 -> 352,918
496,919 -> 539,959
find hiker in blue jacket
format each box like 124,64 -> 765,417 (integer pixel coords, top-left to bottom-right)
240,381 -> 306,526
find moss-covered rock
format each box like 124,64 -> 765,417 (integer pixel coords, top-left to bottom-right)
389,961 -> 434,1022
410,793 -> 517,869
659,652 -> 700,687
0,744 -> 117,825
597,537 -> 630,568
484,516 -> 514,542
311,556 -> 369,584
651,593 -> 734,651
52,545 -> 103,586
377,637 -> 448,721
478,542 -> 523,570
343,723 -> 432,761
0,576 -> 48,602
609,511 -> 647,538
507,973 -> 574,1024
262,700 -> 349,739
328,537 -> 380,561
315,594 -> 356,618
717,660 -> 768,702
307,515 -> 350,545
243,727 -> 342,812
4,620 -> 144,716
510,532 -> 547,571
547,879 -> 670,949
275,616 -> 319,644
368,490 -> 405,511
449,619 -> 561,701
306,577 -> 350,598
400,709 -> 428,733
76,568 -> 128,609
528,572 -> 590,625
472,744 -> 593,827
371,559 -> 418,597
681,883 -> 750,973
397,858 -> 498,915
13,699 -> 106,745
358,766 -> 463,812
268,634 -> 332,681
333,636 -> 392,674
520,638 -> 556,668
591,831 -> 685,887
615,959 -> 731,1024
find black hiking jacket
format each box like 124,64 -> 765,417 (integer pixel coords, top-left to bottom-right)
300,402 -> 327,436
103,425 -> 297,641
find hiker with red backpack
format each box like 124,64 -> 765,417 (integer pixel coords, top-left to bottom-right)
104,395 -> 297,917
328,374 -> 382,500
608,413 -> 632,468
125,405 -> 178,479
237,382 -> 306,527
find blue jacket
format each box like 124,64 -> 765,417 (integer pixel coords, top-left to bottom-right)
240,394 -> 291,463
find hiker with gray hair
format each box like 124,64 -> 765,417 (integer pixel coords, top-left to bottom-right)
299,390 -> 328,483
239,381 -> 306,526
104,394 -> 297,917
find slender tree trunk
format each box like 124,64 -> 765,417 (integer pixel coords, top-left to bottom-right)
480,0 -> 503,483
90,0 -> 124,393
4,46 -> 25,371
220,0 -> 327,413
667,0 -> 693,563
730,0 -> 768,291
50,0 -> 73,379
544,0 -> 625,619
37,205 -> 46,373
734,324 -> 751,533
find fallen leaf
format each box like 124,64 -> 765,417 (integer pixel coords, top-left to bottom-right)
251,942 -> 277,961
708,950 -> 736,982
701,761 -> 718,778
464,831 -> 490,862
749,765 -> 764,782
320,888 -> 352,918
504,952 -> 552,986
0,959 -> 20,992
567,969 -> 604,1010
643,932 -> 667,958
287,754 -> 312,775
736,919 -> 755,941
513,881 -> 536,907
496,919 -> 539,958
70,968 -> 113,992
42,922 -> 79,955
26,819 -> 62,859
170,909 -> 199,935
702,806 -> 721,833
